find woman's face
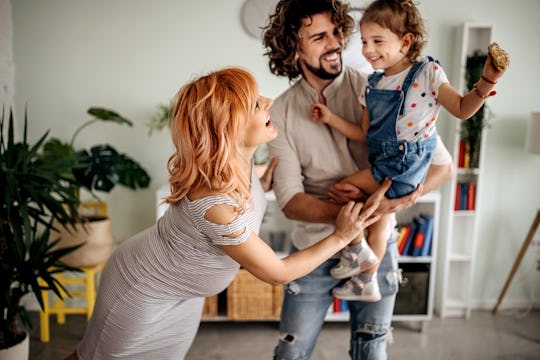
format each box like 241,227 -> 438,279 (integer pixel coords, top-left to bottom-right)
243,95 -> 277,148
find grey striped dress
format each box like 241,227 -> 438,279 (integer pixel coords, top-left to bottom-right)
77,169 -> 266,359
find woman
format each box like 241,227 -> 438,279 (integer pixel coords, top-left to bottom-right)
67,67 -> 385,359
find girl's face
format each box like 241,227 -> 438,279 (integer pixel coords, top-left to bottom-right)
243,95 -> 277,149
360,22 -> 411,76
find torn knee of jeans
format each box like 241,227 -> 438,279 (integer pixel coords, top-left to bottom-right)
385,270 -> 399,286
355,323 -> 388,341
285,281 -> 300,294
278,333 -> 296,343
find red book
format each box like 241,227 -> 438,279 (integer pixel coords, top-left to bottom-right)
468,182 -> 476,210
458,139 -> 465,167
333,297 -> 341,313
398,225 -> 412,254
454,182 -> 461,211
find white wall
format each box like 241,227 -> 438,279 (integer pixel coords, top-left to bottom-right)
10,0 -> 540,309
0,0 -> 15,116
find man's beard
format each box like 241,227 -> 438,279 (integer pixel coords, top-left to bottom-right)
303,51 -> 343,80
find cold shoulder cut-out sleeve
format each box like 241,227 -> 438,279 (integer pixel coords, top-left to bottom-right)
187,195 -> 251,246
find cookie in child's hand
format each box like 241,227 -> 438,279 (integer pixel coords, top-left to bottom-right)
488,42 -> 508,71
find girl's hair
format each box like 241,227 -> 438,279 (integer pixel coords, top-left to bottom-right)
360,0 -> 427,63
263,0 -> 354,81
165,67 -> 258,212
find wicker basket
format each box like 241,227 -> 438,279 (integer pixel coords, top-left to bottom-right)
202,295 -> 218,318
227,269 -> 283,320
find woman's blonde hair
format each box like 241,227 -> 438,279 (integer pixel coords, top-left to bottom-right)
165,67 -> 258,212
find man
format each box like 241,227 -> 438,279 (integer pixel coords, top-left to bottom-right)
262,0 -> 452,359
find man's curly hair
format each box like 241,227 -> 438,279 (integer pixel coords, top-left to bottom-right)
262,0 -> 354,81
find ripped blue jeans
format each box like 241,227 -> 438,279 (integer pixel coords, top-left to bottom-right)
274,233 -> 399,360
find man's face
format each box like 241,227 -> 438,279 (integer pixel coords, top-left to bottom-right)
296,11 -> 345,80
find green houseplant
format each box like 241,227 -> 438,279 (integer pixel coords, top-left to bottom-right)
39,107 -> 152,267
0,109 -> 83,353
40,107 -> 151,197
461,50 -> 492,168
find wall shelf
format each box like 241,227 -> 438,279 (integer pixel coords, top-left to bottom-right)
436,22 -> 492,319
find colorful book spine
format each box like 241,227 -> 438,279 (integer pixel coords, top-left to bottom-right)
419,215 -> 434,257
467,182 -> 476,210
454,182 -> 461,210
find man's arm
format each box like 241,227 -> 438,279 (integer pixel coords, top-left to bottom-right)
283,178 -> 393,223
282,192 -> 342,224
328,162 -> 452,215
376,162 -> 452,215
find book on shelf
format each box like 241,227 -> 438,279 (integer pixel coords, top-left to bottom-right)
401,218 -> 418,256
333,297 -> 341,312
397,224 -> 412,254
458,138 -> 465,167
454,181 -> 477,211
463,140 -> 471,168
397,214 -> 433,257
411,215 -> 434,257
419,215 -> 434,257
454,182 -> 461,211
331,298 -> 349,313
467,182 -> 476,210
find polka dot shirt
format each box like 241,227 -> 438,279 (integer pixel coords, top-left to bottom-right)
359,60 -> 449,142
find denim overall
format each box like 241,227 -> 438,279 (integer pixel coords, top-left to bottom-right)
366,57 -> 438,199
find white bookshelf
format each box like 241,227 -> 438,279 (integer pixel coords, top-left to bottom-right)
436,23 -> 492,319
324,191 -> 441,327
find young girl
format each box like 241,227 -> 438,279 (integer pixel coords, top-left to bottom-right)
65,67 -> 386,360
311,0 -> 509,301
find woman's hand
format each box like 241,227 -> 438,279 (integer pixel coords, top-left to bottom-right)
333,180 -> 386,244
259,157 -> 279,192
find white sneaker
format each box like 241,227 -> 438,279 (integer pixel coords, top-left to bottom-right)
332,273 -> 382,302
330,239 -> 379,279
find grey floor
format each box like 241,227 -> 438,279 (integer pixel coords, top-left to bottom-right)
29,309 -> 540,359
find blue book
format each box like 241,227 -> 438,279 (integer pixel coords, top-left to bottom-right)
460,183 -> 469,210
411,215 -> 428,257
419,215 -> 434,256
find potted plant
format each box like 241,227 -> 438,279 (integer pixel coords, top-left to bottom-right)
39,107 -> 152,267
461,50 -> 492,169
0,109 -> 83,357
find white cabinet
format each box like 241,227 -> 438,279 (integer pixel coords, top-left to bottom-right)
436,23 -> 492,318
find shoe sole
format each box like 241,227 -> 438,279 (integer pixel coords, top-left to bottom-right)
332,292 -> 382,302
330,260 -> 379,279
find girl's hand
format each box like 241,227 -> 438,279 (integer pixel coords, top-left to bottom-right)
483,43 -> 510,83
311,103 -> 333,124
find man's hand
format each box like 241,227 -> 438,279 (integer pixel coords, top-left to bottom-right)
330,177 -> 423,215
259,157 -> 279,192
376,180 -> 423,215
328,182 -> 369,204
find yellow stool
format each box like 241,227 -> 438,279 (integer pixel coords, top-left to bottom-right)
39,261 -> 105,343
